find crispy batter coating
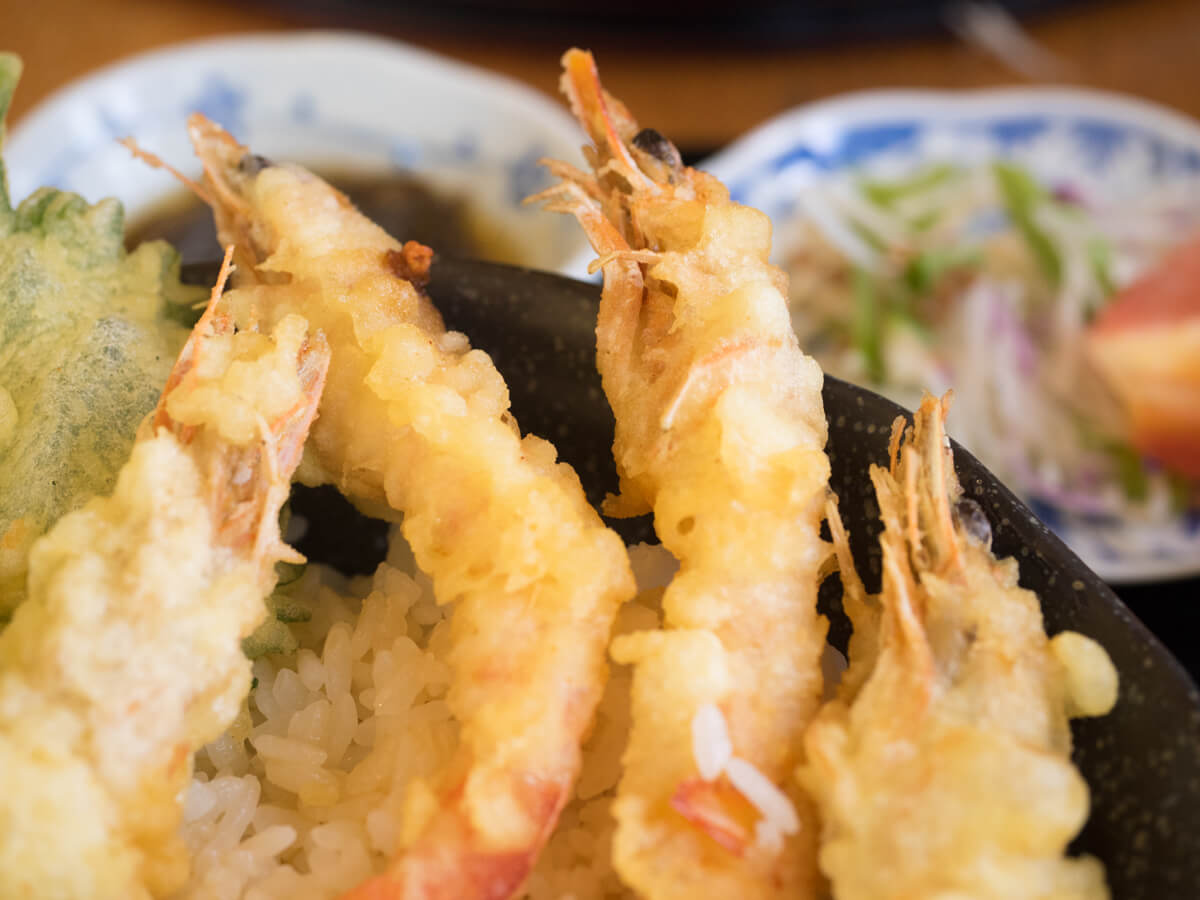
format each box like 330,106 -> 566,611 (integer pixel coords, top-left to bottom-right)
535,49 -> 830,899
0,257 -> 329,899
185,117 -> 635,899
801,394 -> 1118,900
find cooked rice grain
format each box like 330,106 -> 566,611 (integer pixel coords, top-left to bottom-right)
176,536 -> 676,899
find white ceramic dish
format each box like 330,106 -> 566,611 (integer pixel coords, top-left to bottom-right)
701,88 -> 1200,583
5,31 -> 591,276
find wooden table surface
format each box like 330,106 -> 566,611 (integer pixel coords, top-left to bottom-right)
7,0 -> 1200,151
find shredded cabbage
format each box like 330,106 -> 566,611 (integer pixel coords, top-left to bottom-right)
784,159 -> 1200,523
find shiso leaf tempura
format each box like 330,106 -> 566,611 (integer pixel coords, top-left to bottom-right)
0,53 -> 201,622
182,117 -> 636,898
801,393 -> 1118,900
534,49 -> 831,899
0,252 -> 329,898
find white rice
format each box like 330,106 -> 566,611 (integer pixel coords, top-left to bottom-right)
175,534 -> 677,900
691,703 -> 733,782
688,704 -> 802,854
176,530 -> 819,896
175,530 -> 455,899
724,757 -> 801,838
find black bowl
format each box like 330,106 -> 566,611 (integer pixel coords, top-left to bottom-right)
185,256 -> 1200,899
424,257 -> 1200,900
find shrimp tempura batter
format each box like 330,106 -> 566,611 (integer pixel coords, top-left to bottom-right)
535,50 -> 830,899
0,257 -> 329,899
802,393 -> 1118,900
184,118 -> 635,899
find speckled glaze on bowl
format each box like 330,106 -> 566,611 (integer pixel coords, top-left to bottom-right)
423,257 -> 1200,900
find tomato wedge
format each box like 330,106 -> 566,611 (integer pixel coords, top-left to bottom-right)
1087,234 -> 1200,479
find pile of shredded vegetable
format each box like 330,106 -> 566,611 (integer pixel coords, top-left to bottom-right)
784,160 -> 1200,521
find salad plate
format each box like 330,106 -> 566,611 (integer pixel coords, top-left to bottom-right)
701,87 -> 1200,583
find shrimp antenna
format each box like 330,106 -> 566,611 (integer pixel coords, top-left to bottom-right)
119,136 -> 216,207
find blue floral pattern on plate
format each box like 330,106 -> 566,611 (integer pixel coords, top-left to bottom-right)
186,74 -> 248,139
6,33 -> 590,277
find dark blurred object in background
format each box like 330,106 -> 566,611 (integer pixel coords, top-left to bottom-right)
279,0 -> 1095,45
1117,580 -> 1200,682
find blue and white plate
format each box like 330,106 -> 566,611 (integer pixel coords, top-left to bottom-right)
5,31 -> 590,275
702,88 -> 1200,584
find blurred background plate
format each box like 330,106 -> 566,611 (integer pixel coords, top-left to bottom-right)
4,31 -> 592,276
699,87 -> 1200,584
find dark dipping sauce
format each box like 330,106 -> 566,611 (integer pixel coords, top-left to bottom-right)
126,170 -> 519,263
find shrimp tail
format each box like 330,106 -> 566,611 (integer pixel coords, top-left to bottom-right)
800,391 -> 1115,900
558,49 -> 651,194
148,245 -> 331,575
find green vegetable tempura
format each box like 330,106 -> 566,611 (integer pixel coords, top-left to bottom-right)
0,54 -> 201,619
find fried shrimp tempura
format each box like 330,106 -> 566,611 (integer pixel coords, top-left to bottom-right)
0,254 -> 329,899
534,50 -> 830,899
180,118 -> 636,899
802,393 -> 1118,900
